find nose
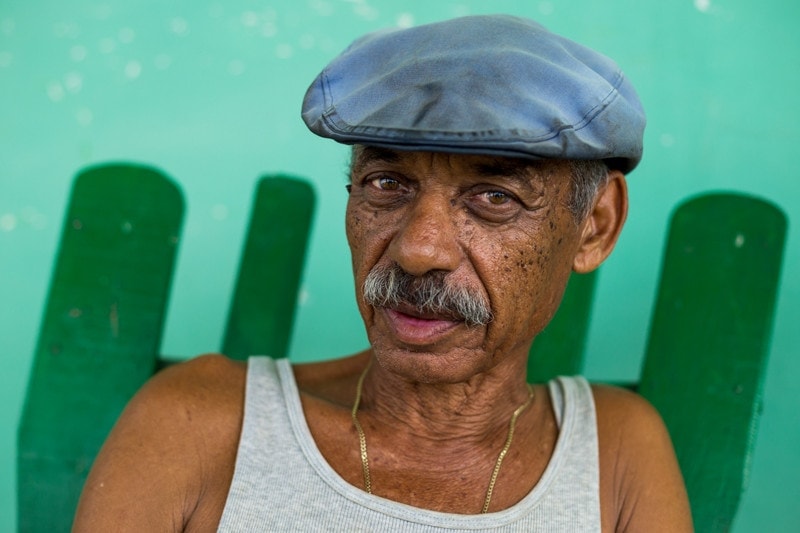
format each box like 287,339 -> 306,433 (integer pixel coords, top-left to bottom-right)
387,192 -> 462,276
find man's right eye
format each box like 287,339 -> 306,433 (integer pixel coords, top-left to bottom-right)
367,175 -> 402,191
359,173 -> 411,208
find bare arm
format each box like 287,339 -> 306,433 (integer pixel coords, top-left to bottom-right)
73,354 -> 245,532
594,385 -> 694,532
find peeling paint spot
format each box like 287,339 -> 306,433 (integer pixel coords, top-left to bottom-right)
124,60 -> 142,79
451,5 -> 471,17
99,37 -> 116,54
70,45 -> 88,62
397,13 -> 414,28
0,213 -> 17,232
170,17 -> 190,36
660,133 -> 675,147
298,289 -> 310,306
241,11 -> 259,27
276,43 -> 293,59
154,53 -> 172,70
47,82 -> 66,102
21,206 -> 48,229
352,2 -> 379,20
93,4 -> 113,20
1,18 -> 15,36
228,59 -> 245,76
262,22 -> 277,38
310,0 -> 335,17
211,204 -> 229,221
118,27 -> 136,44
694,0 -> 711,12
209,4 -> 224,19
0,51 -> 13,68
734,233 -> 745,248
299,34 -> 316,50
64,71 -> 83,93
76,107 -> 93,126
54,21 -> 81,39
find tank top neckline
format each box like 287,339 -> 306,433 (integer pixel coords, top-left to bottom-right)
275,358 -> 582,527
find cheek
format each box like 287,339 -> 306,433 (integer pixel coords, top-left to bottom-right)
345,208 -> 364,264
346,204 -> 395,277
489,228 -> 576,337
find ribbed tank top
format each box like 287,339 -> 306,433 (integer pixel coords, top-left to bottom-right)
218,357 -> 600,531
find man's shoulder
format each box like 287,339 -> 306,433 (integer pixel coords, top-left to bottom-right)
590,382 -> 673,452
165,352 -> 248,388
115,353 -> 248,456
590,383 -> 694,531
143,353 -> 247,411
73,354 -> 248,530
590,383 -> 663,427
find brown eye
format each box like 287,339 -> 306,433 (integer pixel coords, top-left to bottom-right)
465,187 -> 521,223
360,173 -> 410,208
371,176 -> 401,191
485,191 -> 510,205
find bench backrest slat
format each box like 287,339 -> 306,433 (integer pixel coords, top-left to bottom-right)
639,193 -> 787,532
18,164 -> 183,531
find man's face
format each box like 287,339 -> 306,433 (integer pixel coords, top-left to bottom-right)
346,147 -> 587,383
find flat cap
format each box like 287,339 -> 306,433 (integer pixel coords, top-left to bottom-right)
302,15 -> 646,173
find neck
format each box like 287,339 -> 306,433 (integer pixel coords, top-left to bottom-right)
358,354 -> 533,446
348,353 -> 540,513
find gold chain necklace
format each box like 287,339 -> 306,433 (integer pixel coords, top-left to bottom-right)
350,360 -> 535,514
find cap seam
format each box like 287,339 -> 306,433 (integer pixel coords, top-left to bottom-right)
569,68 -> 626,133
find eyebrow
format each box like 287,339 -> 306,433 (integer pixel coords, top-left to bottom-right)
349,146 -> 550,190
470,157 -> 549,190
350,146 -> 402,176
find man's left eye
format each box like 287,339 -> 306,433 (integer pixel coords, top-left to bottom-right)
466,188 -> 521,223
368,175 -> 402,191
484,191 -> 510,205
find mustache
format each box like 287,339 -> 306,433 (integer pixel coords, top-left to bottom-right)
362,264 -> 493,327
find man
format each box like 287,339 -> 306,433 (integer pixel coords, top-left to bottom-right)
74,15 -> 692,531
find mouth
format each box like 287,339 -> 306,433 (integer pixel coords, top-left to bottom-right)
381,305 -> 464,346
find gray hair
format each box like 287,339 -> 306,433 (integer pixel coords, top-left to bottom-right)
363,263 -> 493,327
567,159 -> 610,222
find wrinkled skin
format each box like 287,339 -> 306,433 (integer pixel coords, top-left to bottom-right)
346,147 -> 609,386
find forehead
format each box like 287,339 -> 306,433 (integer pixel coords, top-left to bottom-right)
350,146 -> 568,183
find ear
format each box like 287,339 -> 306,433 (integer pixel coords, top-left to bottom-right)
572,170 -> 629,273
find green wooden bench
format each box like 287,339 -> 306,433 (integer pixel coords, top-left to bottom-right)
18,163 -> 786,532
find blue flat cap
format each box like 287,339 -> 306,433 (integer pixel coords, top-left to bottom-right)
302,15 -> 646,173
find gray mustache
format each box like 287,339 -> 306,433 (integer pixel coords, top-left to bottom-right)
362,264 -> 493,327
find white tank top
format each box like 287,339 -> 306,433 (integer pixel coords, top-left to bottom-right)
218,357 -> 601,531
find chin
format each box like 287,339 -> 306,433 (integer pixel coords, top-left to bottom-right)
371,343 -> 494,385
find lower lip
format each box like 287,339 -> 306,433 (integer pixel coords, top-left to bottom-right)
382,308 -> 462,346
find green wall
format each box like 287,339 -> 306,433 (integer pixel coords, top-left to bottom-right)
1,0 -> 797,530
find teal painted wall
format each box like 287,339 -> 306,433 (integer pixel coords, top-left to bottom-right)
1,0 -> 798,530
